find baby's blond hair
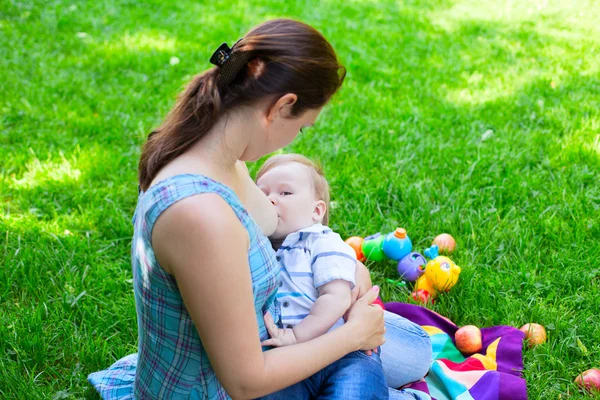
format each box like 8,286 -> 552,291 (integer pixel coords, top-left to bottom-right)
256,154 -> 331,225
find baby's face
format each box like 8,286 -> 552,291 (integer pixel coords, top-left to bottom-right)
257,162 -> 322,240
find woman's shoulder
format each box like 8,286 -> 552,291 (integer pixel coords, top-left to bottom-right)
143,177 -> 252,274
153,192 -> 251,251
143,173 -> 244,213
134,173 -> 252,241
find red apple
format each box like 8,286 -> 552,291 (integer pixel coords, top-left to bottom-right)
432,233 -> 456,254
519,323 -> 547,347
455,325 -> 482,355
575,368 -> 600,392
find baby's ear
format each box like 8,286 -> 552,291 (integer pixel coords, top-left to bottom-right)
312,200 -> 327,223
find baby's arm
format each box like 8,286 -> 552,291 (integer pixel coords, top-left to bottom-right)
262,233 -> 357,348
350,261 -> 373,308
261,280 -> 351,347
292,279 -> 352,343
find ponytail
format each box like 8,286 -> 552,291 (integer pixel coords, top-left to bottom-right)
138,19 -> 345,191
139,69 -> 221,190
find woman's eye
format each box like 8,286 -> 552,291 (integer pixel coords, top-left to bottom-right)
300,128 -> 305,134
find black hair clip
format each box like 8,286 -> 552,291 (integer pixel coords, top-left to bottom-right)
210,43 -> 233,67
209,39 -> 250,87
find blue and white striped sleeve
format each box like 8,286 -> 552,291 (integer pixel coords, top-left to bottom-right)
310,232 -> 356,290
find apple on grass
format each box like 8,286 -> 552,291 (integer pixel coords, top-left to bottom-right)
575,368 -> 600,392
432,233 -> 456,254
519,323 -> 547,347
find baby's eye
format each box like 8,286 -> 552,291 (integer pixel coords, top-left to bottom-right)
281,191 -> 292,196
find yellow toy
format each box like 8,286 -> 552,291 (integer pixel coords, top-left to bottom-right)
412,245 -> 461,303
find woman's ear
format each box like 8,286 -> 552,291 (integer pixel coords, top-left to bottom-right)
266,93 -> 298,123
312,200 -> 327,223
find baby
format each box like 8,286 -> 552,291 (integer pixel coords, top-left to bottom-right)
256,154 -> 361,346
255,154 -> 431,396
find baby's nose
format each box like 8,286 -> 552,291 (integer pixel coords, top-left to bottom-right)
268,194 -> 277,205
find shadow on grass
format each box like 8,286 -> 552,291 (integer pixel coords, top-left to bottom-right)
1,0 -> 599,398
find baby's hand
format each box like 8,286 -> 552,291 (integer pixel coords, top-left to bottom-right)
261,312 -> 298,347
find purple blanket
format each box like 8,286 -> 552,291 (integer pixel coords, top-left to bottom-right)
386,302 -> 527,400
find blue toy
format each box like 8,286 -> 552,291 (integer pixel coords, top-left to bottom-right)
424,244 -> 439,259
382,228 -> 413,260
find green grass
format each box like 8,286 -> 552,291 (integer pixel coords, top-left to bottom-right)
1,0 -> 599,398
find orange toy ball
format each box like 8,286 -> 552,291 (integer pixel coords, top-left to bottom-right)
345,236 -> 365,262
519,323 -> 547,347
455,325 -> 483,355
432,233 -> 456,253
575,368 -> 600,392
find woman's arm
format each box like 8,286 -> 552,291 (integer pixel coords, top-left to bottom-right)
152,194 -> 385,399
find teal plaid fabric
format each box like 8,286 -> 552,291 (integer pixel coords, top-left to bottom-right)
89,174 -> 280,399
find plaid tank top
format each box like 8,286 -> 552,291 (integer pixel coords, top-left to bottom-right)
131,174 -> 280,399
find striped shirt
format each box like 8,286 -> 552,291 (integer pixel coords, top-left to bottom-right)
276,223 -> 356,330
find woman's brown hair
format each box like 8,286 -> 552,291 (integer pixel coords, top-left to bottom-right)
138,19 -> 346,191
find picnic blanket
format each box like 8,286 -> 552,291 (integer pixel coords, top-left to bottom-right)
386,302 -> 527,400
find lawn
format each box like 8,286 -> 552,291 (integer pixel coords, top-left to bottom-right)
1,0 -> 599,398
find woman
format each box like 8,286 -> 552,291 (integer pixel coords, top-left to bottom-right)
89,19 -> 431,399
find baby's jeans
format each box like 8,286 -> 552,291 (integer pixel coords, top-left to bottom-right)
258,310 -> 432,399
257,350 -> 388,400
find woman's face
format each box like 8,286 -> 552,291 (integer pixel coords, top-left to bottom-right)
240,97 -> 322,161
266,107 -> 321,153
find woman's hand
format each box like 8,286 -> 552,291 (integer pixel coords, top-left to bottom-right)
344,286 -> 386,351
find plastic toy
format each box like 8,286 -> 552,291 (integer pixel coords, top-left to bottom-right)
424,245 -> 439,260
372,297 -> 385,310
385,278 -> 407,288
345,236 -> 365,262
412,245 -> 461,303
346,228 -> 413,263
382,228 -> 412,260
361,233 -> 386,261
345,230 -> 461,303
397,252 -> 426,282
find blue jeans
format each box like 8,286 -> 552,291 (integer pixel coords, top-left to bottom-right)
380,310 -> 432,389
258,311 -> 432,399
257,350 -> 388,400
